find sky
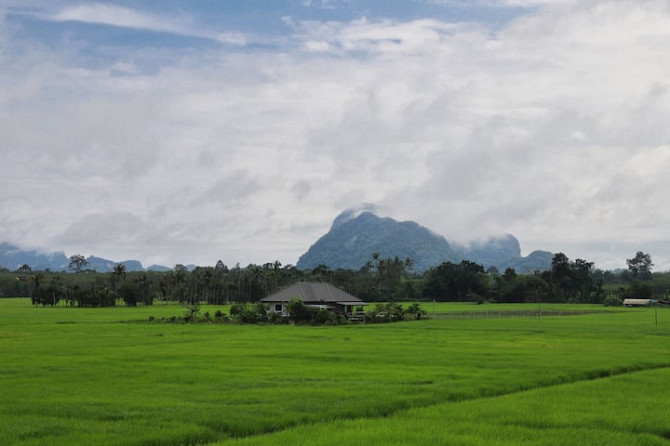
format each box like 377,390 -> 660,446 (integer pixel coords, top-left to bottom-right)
1,0 -> 669,271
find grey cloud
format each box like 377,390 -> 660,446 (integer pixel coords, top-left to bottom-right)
2,1 -> 670,269
189,170 -> 263,209
55,212 -> 148,256
291,180 -> 312,202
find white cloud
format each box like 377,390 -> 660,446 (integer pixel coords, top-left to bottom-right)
216,32 -> 249,46
290,18 -> 465,55
302,0 -> 350,10
425,0 -> 574,8
2,1 -> 670,270
304,40 -> 331,52
49,3 -> 193,34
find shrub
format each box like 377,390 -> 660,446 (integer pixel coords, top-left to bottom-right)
287,298 -> 318,323
183,304 -> 200,322
233,303 -> 268,323
315,309 -> 337,325
365,302 -> 404,323
268,311 -> 287,324
405,302 -> 427,320
229,303 -> 244,316
603,295 -> 622,307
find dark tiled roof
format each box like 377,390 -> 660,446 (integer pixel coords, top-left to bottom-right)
260,282 -> 364,304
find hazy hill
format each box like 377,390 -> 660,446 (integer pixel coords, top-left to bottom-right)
0,242 -> 69,271
453,235 -> 554,273
86,256 -> 145,272
297,210 -> 553,272
0,243 -> 156,272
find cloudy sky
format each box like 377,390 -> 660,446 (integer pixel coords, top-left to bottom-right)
1,0 -> 669,270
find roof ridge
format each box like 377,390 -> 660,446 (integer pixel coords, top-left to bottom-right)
297,282 -> 306,299
325,283 -> 335,301
260,281 -> 364,304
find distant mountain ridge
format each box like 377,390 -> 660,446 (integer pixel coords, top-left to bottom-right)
297,210 -> 553,273
0,242 -> 69,272
1,209 -> 553,273
0,242 -> 170,273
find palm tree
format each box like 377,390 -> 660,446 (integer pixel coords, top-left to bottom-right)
112,263 -> 126,288
30,272 -> 44,305
199,267 -> 214,304
133,272 -> 152,305
248,264 -> 265,302
170,265 -> 188,303
112,263 -> 127,305
271,260 -> 282,292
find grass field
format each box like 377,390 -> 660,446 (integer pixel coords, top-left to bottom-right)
1,299 -> 669,445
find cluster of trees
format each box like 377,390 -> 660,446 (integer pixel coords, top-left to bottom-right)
0,251 -> 663,307
423,251 -> 657,304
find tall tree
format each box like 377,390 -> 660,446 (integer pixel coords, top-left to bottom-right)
169,264 -> 189,302
68,254 -> 88,273
30,272 -> 44,305
112,263 -> 126,290
133,272 -> 154,305
573,258 -> 595,302
627,251 -> 653,281
548,253 -> 573,301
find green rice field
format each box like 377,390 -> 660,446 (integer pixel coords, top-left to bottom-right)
1,299 -> 669,445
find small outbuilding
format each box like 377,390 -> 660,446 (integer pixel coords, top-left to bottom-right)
622,298 -> 653,307
261,282 -> 368,321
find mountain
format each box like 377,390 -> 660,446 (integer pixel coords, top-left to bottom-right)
147,264 -> 171,272
453,234 -> 521,268
297,210 -> 553,272
506,250 -> 555,274
0,242 -> 165,272
85,256 -> 145,272
297,210 -> 461,272
453,235 -> 553,273
0,242 -> 69,271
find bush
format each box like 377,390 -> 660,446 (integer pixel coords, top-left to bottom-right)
183,304 -> 200,322
232,303 -> 268,323
365,302 -> 404,323
315,309 -> 336,325
229,303 -> 244,316
405,302 -> 427,320
603,295 -> 622,307
267,311 -> 287,324
287,298 -> 318,323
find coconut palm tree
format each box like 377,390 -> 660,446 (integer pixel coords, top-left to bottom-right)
112,263 -> 126,288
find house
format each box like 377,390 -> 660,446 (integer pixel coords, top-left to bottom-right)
260,282 -> 368,320
622,298 -> 654,307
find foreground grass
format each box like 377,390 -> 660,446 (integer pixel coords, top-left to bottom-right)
221,367 -> 670,446
0,298 -> 668,445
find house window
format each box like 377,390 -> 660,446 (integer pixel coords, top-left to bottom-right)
274,304 -> 282,312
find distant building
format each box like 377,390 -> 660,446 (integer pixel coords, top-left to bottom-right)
622,298 -> 653,307
260,282 -> 367,320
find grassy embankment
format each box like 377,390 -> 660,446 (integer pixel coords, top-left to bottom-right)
1,299 -> 668,445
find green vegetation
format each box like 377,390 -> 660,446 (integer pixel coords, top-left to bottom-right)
2,250 -> 668,307
1,298 -> 669,445
220,367 -> 670,446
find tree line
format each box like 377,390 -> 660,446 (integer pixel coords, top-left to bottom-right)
0,251 -> 663,307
